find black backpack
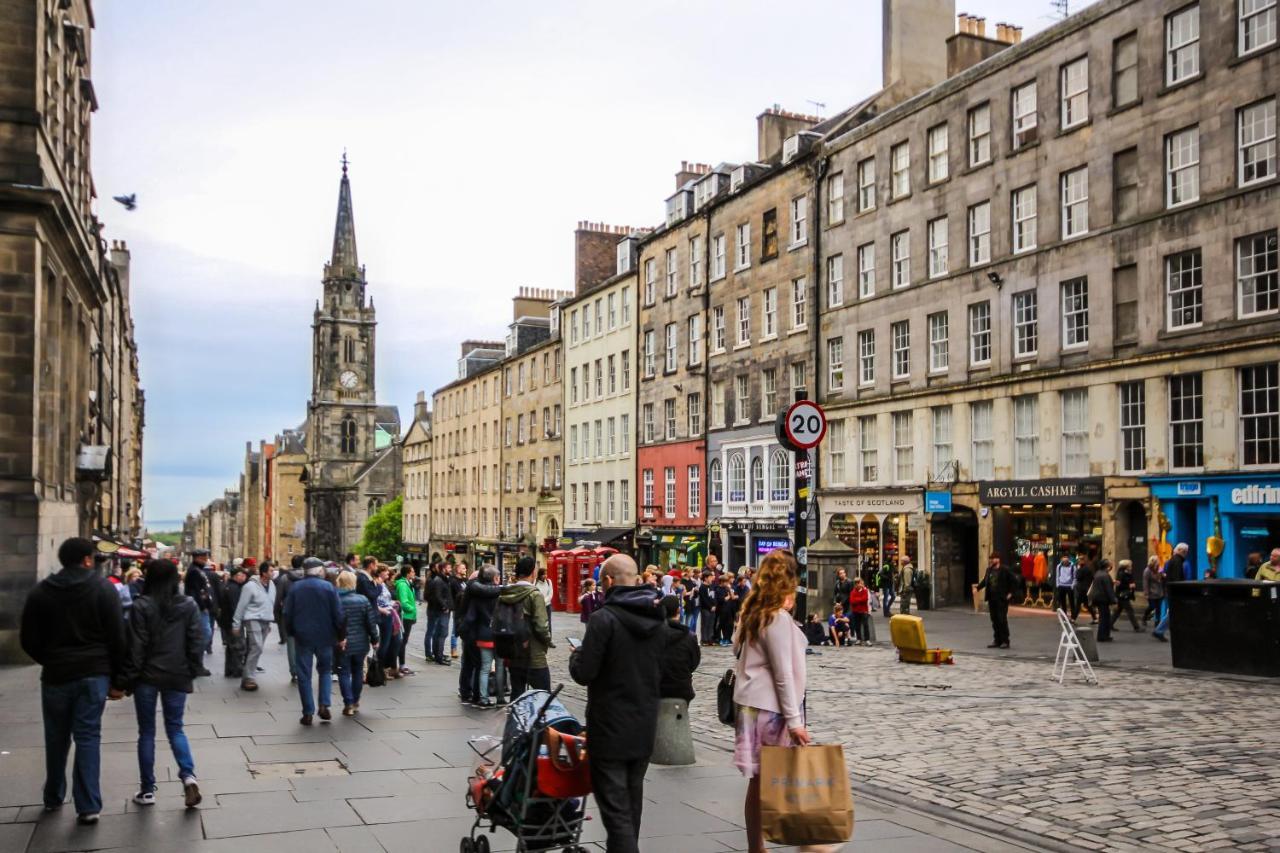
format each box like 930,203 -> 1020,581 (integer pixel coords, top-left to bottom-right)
491,598 -> 532,660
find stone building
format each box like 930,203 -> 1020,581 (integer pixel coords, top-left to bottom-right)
265,429 -> 306,563
815,0 -> 1280,603
0,0 -> 144,659
238,441 -> 262,561
560,223 -> 640,553
402,392 -> 432,560
304,162 -> 401,558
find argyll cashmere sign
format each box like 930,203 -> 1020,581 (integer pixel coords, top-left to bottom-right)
979,478 -> 1104,505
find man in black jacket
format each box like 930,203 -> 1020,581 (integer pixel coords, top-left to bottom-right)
183,549 -> 220,666
424,564 -> 452,665
20,537 -> 127,823
832,567 -> 855,615
356,556 -> 380,610
458,565 -> 503,705
218,564 -> 248,678
569,554 -> 664,853
658,595 -> 700,703
696,570 -> 717,646
976,555 -> 1017,649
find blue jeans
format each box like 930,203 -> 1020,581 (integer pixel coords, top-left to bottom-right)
41,675 -> 109,815
450,613 -> 460,652
285,634 -> 298,677
683,608 -> 698,633
201,611 -> 214,652
427,612 -> 449,662
477,646 -> 506,701
336,652 -> 365,706
1154,599 -> 1171,636
295,644 -> 334,716
133,683 -> 195,791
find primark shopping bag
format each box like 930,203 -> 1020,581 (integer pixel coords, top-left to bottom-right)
759,744 -> 854,846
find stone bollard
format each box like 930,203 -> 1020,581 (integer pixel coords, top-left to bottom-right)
651,697 -> 696,765
1073,623 -> 1100,663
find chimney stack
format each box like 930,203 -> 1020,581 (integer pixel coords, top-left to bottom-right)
882,0 -> 955,106
948,11 -> 1013,76
756,106 -> 820,162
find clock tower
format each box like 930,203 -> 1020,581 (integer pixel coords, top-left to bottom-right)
305,157 -> 386,557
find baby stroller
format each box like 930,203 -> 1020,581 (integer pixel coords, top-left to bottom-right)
461,686 -> 592,853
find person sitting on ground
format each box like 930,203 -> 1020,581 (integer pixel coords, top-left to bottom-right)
802,613 -> 828,646
828,604 -> 852,647
658,595 -> 700,704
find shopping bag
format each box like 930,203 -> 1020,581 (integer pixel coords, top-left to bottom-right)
759,744 -> 854,845
365,653 -> 386,687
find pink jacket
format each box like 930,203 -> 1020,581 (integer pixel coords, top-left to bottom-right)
732,609 -> 807,729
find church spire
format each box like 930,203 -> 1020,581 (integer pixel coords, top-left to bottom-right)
328,151 -> 359,278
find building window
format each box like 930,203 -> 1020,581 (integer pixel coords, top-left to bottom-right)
892,412 -> 914,481
860,415 -> 879,483
827,420 -> 846,485
1060,56 -> 1088,129
770,450 -> 790,502
1166,4 -> 1200,86
621,286 -> 631,324
643,330 -> 655,376
762,287 -> 778,338
971,400 -> 994,480
711,306 -> 726,352
710,458 -> 723,503
735,223 -> 751,270
569,486 -> 578,522
688,314 -> 703,365
1239,230 -> 1279,317
792,362 -> 807,400
890,141 -> 910,198
687,393 -> 702,437
570,310 -> 579,345
1166,127 -> 1200,207
735,375 -> 750,424
595,419 -> 604,456
828,336 -> 845,392
857,157 -> 876,212
1113,33 -> 1139,109
607,292 -> 617,330
1241,363 -> 1280,466
607,481 -> 616,523
712,381 -> 725,427
642,469 -> 654,516
664,468 -> 676,518
762,208 -> 779,260
594,360 -> 603,397
968,102 -> 991,166
826,255 -> 844,308
891,320 -> 910,380
1013,290 -> 1038,358
1239,99 -> 1276,187
644,259 -> 656,305
1114,147 -> 1140,223
642,403 -> 654,443
857,243 -> 875,298
1119,381 -> 1147,473
689,236 -> 703,288
1061,166 -> 1089,239
340,416 -> 357,454
762,368 -> 777,418
619,414 -> 628,452
664,323 -> 677,372
737,296 -> 751,345
1061,389 -> 1089,476
928,312 -> 949,373
1013,395 -> 1039,479
968,201 -> 991,266
569,425 -> 578,461
607,356 -> 617,394
792,276 -> 807,329
688,465 -> 701,516
927,123 -> 949,183
728,453 -> 746,503
750,457 -> 765,502
619,477 -> 628,519
857,329 -> 875,386
932,406 -> 953,479
922,218 -> 948,282
664,398 -> 676,440
1012,185 -> 1037,253
620,354 -> 630,391
1241,0 -> 1278,54
1061,278 -> 1089,349
827,172 -> 845,223
790,195 -> 808,246
712,234 -> 726,280
891,230 -> 910,288
1012,81 -> 1038,149
969,301 -> 992,366
1169,373 -> 1204,469
1167,249 -> 1203,330
665,248 -> 678,297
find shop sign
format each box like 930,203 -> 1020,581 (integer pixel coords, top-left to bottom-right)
1176,481 -> 1202,496
925,491 -> 953,513
978,478 -> 1104,505
1241,526 -> 1271,537
755,537 -> 792,554
1230,483 -> 1280,507
821,492 -> 921,515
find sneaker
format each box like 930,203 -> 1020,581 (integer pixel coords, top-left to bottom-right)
999,642 -> 1010,649
132,791 -> 156,806
1152,632 -> 1167,642
342,705 -> 356,717
399,667 -> 414,676
182,776 -> 202,808
300,714 -> 313,726
450,649 -> 459,659
318,705 -> 332,722
42,803 -> 61,813
240,679 -> 258,692
986,643 -> 1001,648
76,813 -> 99,825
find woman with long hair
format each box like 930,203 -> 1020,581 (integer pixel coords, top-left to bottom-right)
120,559 -> 203,809
731,549 -> 833,853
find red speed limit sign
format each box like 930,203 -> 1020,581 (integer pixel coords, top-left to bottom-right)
783,400 -> 827,449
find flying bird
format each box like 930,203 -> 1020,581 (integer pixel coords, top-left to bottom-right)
112,194 -> 137,211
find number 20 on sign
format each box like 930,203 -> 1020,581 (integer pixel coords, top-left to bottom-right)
783,400 -> 827,449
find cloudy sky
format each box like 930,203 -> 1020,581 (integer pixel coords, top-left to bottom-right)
90,0 -> 1058,527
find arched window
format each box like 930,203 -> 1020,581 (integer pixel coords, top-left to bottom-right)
344,336 -> 356,363
709,458 -> 723,504
340,416 -> 357,453
727,453 -> 746,503
771,450 -> 791,502
751,456 -> 765,502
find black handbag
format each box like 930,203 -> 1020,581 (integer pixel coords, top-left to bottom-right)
716,668 -> 736,726
365,653 -> 386,687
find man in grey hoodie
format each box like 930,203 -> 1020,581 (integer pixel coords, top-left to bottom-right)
232,566 -> 277,691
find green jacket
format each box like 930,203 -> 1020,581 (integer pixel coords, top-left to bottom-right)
498,583 -> 551,669
394,577 -> 418,622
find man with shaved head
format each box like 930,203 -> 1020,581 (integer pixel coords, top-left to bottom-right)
570,554 -> 664,853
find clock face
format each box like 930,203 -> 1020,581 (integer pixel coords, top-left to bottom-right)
339,370 -> 359,389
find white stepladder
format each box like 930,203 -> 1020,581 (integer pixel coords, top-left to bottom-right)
1052,608 -> 1098,685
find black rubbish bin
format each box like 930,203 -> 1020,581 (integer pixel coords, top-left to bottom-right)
1168,580 -> 1280,677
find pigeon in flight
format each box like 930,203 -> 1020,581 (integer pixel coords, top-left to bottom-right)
112,194 -> 136,211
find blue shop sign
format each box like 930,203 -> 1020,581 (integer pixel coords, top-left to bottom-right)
755,537 -> 792,555
925,491 -> 953,513
1175,481 -> 1202,496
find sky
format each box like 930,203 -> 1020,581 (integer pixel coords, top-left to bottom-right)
89,0 -> 1060,527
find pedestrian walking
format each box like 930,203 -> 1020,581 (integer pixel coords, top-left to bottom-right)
231,564 -> 276,691
1089,559 -> 1117,642
579,579 -> 603,623
847,577 -> 871,645
1152,543 -> 1189,641
283,558 -> 346,725
1113,559 -> 1141,632
535,565 -> 555,632
977,554 -> 1016,649
276,556 -> 307,675
425,563 -> 451,666
20,537 -> 127,824
497,556 -> 552,696
876,561 -> 896,617
1141,555 -> 1165,625
1053,555 -> 1077,620
729,549 -> 831,853
392,565 -> 418,675
1258,548 -> 1280,582
897,558 -> 916,614
569,554 -> 664,853
335,572 -> 378,716
106,560 -> 134,619
182,549 -> 217,674
697,570 -> 717,646
120,558 -> 204,810
659,595 -> 700,703
218,563 -> 248,679
373,565 -> 399,675
1073,557 -> 1095,622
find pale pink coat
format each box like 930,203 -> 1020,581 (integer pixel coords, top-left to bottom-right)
732,609 -> 807,729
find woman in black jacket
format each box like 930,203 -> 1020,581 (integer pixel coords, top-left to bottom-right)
460,566 -> 504,707
121,559 -> 204,809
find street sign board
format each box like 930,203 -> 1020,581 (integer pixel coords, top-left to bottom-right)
925,491 -> 953,513
783,400 -> 827,449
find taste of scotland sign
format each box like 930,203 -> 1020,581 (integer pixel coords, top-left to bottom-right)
978,478 -> 1104,505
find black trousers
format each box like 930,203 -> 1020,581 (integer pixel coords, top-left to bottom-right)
1095,600 -> 1113,640
590,756 -> 649,853
699,609 -> 716,644
1141,597 -> 1162,623
508,665 -> 550,698
1114,599 -> 1140,629
220,626 -> 244,677
1053,585 -> 1076,617
988,600 -> 1010,645
458,640 -> 479,700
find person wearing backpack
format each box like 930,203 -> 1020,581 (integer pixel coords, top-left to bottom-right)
495,556 -> 551,696
460,565 -> 504,706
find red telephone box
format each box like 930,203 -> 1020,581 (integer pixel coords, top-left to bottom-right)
547,550 -> 572,612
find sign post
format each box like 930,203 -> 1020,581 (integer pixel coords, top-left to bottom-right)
776,393 -> 827,623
